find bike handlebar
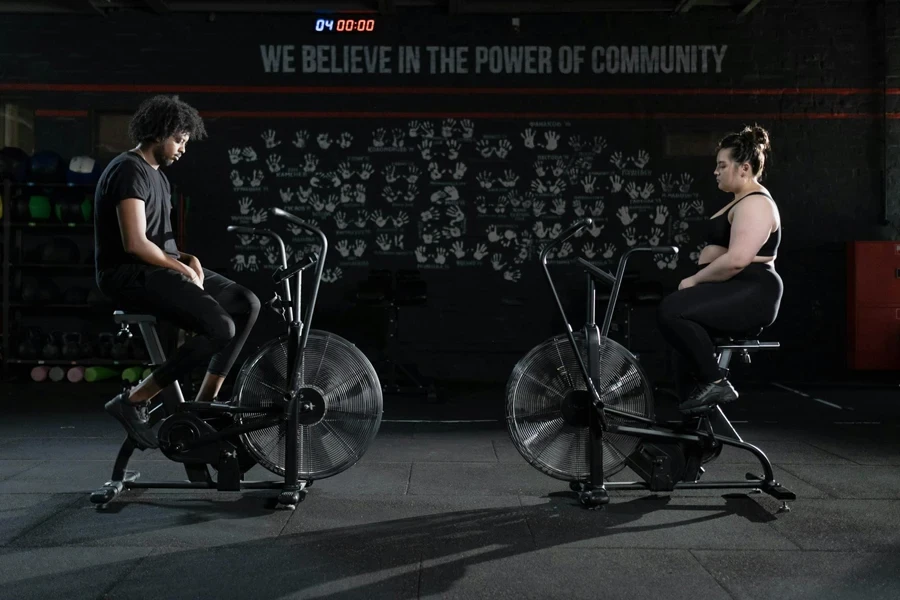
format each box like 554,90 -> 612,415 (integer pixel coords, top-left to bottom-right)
268,208 -> 328,348
540,218 -> 593,264
226,226 -> 288,268
270,208 -> 327,242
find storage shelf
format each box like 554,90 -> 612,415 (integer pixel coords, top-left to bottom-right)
8,358 -> 148,366
10,222 -> 92,230
9,303 -> 111,309
1,178 -> 163,381
7,182 -> 95,189
11,263 -> 93,269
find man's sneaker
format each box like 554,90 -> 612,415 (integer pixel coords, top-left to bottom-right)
679,379 -> 739,415
104,391 -> 158,450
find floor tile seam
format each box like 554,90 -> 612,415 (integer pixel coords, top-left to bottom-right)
688,549 -> 900,555
4,542 -> 191,550
686,549 -> 739,600
95,551 -> 156,599
800,440 -> 890,466
0,460 -> 48,482
1,493 -> 84,547
5,544 -> 898,554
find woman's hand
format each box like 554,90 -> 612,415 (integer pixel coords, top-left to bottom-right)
678,276 -> 698,291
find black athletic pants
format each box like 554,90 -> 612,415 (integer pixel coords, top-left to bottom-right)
97,263 -> 261,389
656,262 -> 783,389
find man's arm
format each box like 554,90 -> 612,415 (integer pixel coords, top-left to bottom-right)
117,198 -> 198,281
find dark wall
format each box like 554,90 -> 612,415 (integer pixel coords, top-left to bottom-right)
2,1 -> 898,384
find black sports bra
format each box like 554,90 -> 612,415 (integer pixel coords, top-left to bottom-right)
706,191 -> 780,258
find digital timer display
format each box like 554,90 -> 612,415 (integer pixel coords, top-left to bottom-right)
315,18 -> 376,33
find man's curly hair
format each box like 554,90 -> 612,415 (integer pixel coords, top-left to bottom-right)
128,95 -> 207,145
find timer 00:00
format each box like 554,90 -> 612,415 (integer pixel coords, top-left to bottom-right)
315,19 -> 376,32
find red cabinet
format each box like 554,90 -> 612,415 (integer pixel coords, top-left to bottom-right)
847,241 -> 900,370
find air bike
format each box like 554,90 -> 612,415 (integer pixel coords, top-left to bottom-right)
91,208 -> 383,510
505,217 -> 795,511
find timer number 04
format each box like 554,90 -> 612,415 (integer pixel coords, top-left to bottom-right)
316,19 -> 376,32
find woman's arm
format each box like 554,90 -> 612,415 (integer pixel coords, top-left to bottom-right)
689,196 -> 775,284
697,244 -> 727,266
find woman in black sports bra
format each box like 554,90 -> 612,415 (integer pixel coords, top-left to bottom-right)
657,125 -> 783,415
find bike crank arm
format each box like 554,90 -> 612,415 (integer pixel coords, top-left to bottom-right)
178,415 -> 284,451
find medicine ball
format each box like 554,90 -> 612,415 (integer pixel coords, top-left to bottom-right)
87,286 -> 106,306
28,194 -> 52,220
80,193 -> 93,222
66,155 -> 99,186
41,237 -> 80,263
11,191 -> 30,221
0,146 -> 30,182
21,276 -> 61,304
63,286 -> 88,305
52,188 -> 82,222
29,150 -> 67,184
18,275 -> 40,303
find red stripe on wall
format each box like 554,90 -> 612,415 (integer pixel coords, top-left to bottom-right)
1,83 -> 897,96
34,109 -> 88,117
201,110 -> 900,120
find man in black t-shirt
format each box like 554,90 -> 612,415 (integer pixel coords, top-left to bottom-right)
95,95 -> 260,449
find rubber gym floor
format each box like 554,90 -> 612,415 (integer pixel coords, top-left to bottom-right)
0,380 -> 898,600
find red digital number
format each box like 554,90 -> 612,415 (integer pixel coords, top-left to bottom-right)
335,18 -> 375,32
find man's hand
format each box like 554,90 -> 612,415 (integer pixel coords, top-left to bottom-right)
182,253 -> 204,287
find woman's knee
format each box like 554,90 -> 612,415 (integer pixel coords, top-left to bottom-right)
656,294 -> 683,327
207,313 -> 236,349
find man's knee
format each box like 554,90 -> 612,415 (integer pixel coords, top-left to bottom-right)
245,289 -> 261,320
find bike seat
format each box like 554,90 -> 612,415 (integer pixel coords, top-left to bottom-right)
711,327 -> 780,351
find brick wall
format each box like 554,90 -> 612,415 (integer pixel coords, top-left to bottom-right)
1,1 -> 897,385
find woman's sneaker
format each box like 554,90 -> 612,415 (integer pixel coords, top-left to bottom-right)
679,379 -> 739,415
104,391 -> 159,450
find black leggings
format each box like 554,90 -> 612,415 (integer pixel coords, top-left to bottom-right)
656,262 -> 783,385
97,264 -> 261,389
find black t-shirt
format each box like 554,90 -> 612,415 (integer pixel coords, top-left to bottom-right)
94,151 -> 180,272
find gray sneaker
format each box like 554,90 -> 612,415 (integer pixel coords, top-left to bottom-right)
104,391 -> 158,450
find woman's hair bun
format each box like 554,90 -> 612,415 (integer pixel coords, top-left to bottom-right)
742,124 -> 770,152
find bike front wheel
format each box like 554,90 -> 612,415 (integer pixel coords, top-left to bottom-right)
232,330 -> 383,480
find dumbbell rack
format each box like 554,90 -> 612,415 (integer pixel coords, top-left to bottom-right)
0,178 -> 174,381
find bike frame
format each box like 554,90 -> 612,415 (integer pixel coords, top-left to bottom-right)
538,219 -> 790,502
216,209 -> 328,492
106,209 -> 328,493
